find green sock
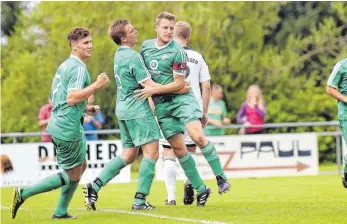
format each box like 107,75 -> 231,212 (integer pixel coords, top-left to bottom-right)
201,141 -> 227,179
21,171 -> 70,201
134,157 -> 156,204
93,156 -> 128,193
54,181 -> 79,216
178,151 -> 206,194
343,153 -> 347,173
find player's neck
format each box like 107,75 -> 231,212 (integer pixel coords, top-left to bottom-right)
121,43 -> 134,49
71,53 -> 87,63
174,38 -> 188,47
156,38 -> 170,47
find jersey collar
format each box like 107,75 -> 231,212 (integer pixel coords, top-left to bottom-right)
70,55 -> 86,66
154,39 -> 172,50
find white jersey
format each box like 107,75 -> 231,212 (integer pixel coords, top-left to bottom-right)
184,46 -> 211,112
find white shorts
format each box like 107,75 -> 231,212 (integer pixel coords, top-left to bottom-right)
160,128 -> 196,148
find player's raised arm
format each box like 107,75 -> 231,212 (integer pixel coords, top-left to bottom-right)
67,72 -> 109,106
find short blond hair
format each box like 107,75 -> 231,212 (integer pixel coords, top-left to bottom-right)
156,11 -> 176,26
174,21 -> 191,40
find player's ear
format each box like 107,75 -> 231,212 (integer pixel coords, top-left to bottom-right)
71,41 -> 77,51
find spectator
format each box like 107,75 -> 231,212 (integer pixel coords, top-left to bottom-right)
205,84 -> 231,136
38,97 -> 53,142
237,84 -> 266,134
83,95 -> 105,141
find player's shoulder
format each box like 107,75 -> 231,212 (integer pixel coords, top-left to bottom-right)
184,46 -> 204,59
65,57 -> 86,70
336,58 -> 347,68
141,39 -> 155,48
171,40 -> 185,50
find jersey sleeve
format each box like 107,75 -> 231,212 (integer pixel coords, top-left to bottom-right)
67,66 -> 88,91
130,53 -> 151,83
173,48 -> 188,76
327,62 -> 343,88
199,56 -> 211,82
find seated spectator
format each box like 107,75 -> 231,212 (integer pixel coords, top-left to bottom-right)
83,95 -> 105,141
237,84 -> 266,134
38,97 -> 53,142
205,84 -> 231,136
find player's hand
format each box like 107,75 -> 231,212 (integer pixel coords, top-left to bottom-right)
223,117 -> 231,125
84,115 -> 92,123
181,82 -> 191,94
134,87 -> 156,101
96,73 -> 110,89
243,121 -> 252,128
86,105 -> 100,116
202,113 -> 208,128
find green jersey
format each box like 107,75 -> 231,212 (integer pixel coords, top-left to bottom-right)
140,39 -> 187,87
205,100 -> 227,136
327,58 -> 347,120
47,56 -> 91,141
114,46 -> 153,120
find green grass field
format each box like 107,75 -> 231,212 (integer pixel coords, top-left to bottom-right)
1,174 -> 346,224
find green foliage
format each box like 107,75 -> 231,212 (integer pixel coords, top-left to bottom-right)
2,2 -> 347,161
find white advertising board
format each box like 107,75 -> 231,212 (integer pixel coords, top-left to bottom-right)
155,133 -> 319,180
0,140 -> 130,187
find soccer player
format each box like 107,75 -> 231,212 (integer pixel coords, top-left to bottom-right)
326,58 -> 347,188
138,11 -> 229,206
159,21 -> 212,205
83,19 -> 190,211
10,27 -> 110,219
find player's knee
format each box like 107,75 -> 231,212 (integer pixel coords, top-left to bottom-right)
123,154 -> 136,164
192,135 -> 207,148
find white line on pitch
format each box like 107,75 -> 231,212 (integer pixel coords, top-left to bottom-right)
1,206 -> 228,224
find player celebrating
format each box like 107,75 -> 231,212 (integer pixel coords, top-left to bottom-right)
137,12 -> 229,206
160,21 -> 213,205
83,19 -> 191,210
10,27 -> 110,219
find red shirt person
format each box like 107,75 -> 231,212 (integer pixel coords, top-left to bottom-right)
38,98 -> 53,142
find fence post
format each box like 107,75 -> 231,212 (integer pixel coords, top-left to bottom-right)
13,136 -> 18,143
336,126 -> 342,175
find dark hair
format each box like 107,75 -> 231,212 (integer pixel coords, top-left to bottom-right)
108,19 -> 130,45
67,27 -> 90,47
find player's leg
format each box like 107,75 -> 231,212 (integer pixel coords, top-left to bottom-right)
185,120 -> 230,194
162,144 -> 177,205
339,119 -> 347,188
183,130 -> 198,205
132,141 -> 159,210
53,136 -> 89,219
11,137 -> 85,219
167,133 -> 211,206
130,115 -> 162,210
84,119 -> 138,210
10,169 -> 71,219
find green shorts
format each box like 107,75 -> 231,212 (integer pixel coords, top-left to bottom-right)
153,92 -> 202,139
52,136 -> 86,170
119,115 -> 162,148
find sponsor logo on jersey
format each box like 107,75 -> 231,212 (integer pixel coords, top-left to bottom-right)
161,54 -> 169,60
150,60 -> 159,70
